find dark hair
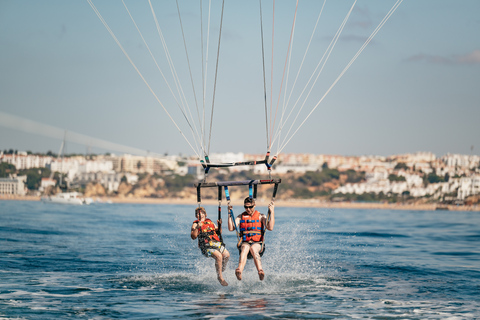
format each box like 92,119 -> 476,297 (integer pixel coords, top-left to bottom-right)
244,197 -> 255,205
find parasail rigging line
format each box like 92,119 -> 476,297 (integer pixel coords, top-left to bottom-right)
200,0 -> 206,153
273,0 -> 356,152
269,0 -> 275,144
276,0 -> 326,153
122,0 -> 204,158
175,0 -> 203,147
269,0 -> 299,151
207,0 -> 225,156
202,0 -> 212,157
258,0 -> 269,151
148,0 -> 200,148
277,0 -> 404,155
87,0 -> 201,159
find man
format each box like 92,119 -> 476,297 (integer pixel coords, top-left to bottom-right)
228,197 -> 275,281
191,207 -> 230,286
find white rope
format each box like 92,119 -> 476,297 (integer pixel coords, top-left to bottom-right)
276,0 -> 301,154
277,0 -> 404,154
148,1 -> 205,157
276,0 -> 356,151
207,0 -> 225,156
269,0 -> 298,150
258,0 -> 269,151
272,0 -> 354,152
276,0 -> 326,151
122,1 -> 203,158
203,0 -> 212,156
175,0 -> 203,147
87,0 -> 201,159
200,0 -> 206,156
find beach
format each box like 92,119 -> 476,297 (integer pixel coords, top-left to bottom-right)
2,194 -> 478,211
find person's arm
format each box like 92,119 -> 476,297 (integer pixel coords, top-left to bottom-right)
216,219 -> 222,234
191,222 -> 200,239
266,202 -> 275,231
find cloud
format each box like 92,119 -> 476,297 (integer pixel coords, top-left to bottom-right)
406,50 -> 480,65
320,34 -> 374,45
456,50 -> 480,64
350,6 -> 373,30
405,54 -> 452,65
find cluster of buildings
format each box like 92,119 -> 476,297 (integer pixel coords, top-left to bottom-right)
0,152 -> 179,195
1,150 -> 479,202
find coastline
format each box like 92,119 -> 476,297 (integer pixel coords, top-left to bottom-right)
1,194 -> 478,211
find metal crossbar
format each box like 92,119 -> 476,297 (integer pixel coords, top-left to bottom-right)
194,179 -> 281,188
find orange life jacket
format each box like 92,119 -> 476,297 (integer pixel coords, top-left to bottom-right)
239,210 -> 264,243
194,218 -> 221,249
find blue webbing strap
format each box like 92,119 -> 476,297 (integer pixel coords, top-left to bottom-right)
224,186 -> 240,240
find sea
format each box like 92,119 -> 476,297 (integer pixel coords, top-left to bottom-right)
0,200 -> 479,319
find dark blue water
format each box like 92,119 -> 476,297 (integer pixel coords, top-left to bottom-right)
1,200 -> 479,319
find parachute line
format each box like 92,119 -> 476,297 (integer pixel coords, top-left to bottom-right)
207,0 -> 225,156
276,0 -> 326,153
175,0 -> 203,149
258,0 -> 269,150
277,0 -> 404,154
87,0 -> 201,159
275,0 -> 357,152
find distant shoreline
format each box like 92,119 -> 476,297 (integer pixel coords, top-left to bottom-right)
1,194 -> 478,212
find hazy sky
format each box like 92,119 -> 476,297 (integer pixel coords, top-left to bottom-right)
1,0 -> 479,159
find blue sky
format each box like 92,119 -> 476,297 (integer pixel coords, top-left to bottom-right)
1,0 -> 479,159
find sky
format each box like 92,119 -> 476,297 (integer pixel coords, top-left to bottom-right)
1,0 -> 479,160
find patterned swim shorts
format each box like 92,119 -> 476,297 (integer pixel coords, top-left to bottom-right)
202,241 -> 225,258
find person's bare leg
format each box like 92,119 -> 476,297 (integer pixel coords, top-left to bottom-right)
222,250 -> 230,272
250,243 -> 265,280
212,251 -> 228,286
236,243 -> 250,280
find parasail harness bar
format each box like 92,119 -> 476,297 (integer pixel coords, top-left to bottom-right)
194,178 -> 281,206
200,152 -> 277,176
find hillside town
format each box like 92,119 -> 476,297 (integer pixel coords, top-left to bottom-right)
1,150 -> 479,208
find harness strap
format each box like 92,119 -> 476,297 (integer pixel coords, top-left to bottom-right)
224,186 -> 241,244
196,185 -> 201,206
217,185 -> 223,242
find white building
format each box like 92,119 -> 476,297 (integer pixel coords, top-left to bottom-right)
40,177 -> 56,191
0,175 -> 27,195
79,159 -> 114,173
442,153 -> 480,170
0,153 -> 53,170
457,175 -> 480,200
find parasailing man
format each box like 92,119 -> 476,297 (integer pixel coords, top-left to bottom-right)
228,197 -> 275,281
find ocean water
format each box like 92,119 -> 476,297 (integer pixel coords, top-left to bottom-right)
0,200 -> 479,319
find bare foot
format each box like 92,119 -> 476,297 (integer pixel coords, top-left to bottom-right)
235,268 -> 242,281
258,269 -> 265,281
218,278 -> 228,286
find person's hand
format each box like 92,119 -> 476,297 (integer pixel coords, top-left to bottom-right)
268,202 -> 275,212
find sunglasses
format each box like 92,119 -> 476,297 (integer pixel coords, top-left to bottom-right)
244,205 -> 255,209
